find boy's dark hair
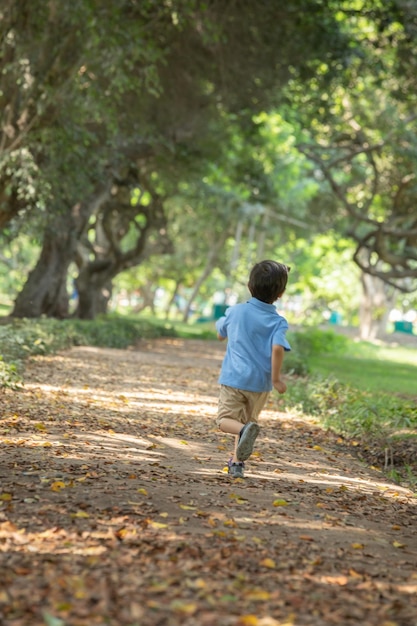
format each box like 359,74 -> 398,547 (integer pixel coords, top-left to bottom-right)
248,260 -> 290,303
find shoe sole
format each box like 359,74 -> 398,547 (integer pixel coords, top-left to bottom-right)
236,422 -> 260,461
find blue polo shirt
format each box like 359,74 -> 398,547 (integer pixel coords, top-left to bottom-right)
215,297 -> 291,392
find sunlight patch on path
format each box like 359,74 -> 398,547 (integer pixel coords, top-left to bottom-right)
24,382 -> 218,417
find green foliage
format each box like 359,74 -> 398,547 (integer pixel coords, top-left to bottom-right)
0,319 -> 73,365
283,374 -> 413,430
287,328 -> 416,397
279,374 -> 416,450
0,315 -> 179,390
280,233 -> 361,326
67,316 -> 177,348
276,328 -> 417,479
0,234 -> 42,309
0,357 -> 22,391
287,328 -> 349,359
281,336 -> 310,377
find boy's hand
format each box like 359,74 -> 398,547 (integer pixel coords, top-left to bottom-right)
274,380 -> 287,394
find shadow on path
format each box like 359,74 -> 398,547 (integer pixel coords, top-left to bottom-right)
0,339 -> 416,626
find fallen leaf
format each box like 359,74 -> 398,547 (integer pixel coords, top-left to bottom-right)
71,510 -> 90,519
42,612 -> 65,626
237,616 -> 258,626
149,521 -> 168,529
224,518 -> 238,528
169,600 -> 197,615
50,481 -> 66,492
245,589 -> 271,601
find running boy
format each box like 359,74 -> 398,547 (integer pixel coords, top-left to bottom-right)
216,260 -> 291,478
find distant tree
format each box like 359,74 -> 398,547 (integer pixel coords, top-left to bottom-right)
292,1 -> 417,292
6,0 -> 354,318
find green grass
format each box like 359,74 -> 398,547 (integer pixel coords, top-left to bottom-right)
308,352 -> 417,397
156,319 -> 217,340
287,328 -> 416,398
278,329 -> 417,487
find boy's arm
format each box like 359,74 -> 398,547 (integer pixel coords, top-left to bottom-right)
215,315 -> 227,341
271,344 -> 286,394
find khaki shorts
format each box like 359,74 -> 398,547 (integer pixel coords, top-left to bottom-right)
216,384 -> 269,428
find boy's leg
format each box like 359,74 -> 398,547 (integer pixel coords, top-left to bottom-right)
219,419 -> 244,464
230,389 -> 269,461
217,387 -> 247,465
217,385 -> 269,465
218,418 -> 243,436
236,422 -> 260,461
217,386 -> 268,464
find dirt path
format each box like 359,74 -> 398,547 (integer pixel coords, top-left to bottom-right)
1,338 -> 416,626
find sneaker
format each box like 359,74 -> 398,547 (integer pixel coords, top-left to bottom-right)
227,458 -> 245,478
236,422 -> 260,462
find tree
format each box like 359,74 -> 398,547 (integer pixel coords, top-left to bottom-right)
298,106 -> 417,293
4,0 -> 356,319
74,169 -> 173,319
290,0 -> 417,292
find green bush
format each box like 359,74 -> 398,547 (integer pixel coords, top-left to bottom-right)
277,373 -> 417,454
288,328 -> 350,359
282,348 -> 309,376
0,319 -> 73,364
0,315 -> 179,390
282,328 -> 350,377
67,316 -> 176,348
0,357 -> 22,390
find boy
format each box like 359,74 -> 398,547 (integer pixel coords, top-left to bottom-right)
216,260 -> 291,478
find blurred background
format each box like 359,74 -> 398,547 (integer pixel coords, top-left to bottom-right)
0,0 -> 416,341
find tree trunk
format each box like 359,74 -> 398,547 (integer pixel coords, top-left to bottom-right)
75,262 -> 114,320
11,185 -> 110,319
182,233 -> 228,322
164,279 -> 183,319
12,221 -> 74,318
74,182 -> 172,319
136,282 -> 157,315
359,271 -> 395,340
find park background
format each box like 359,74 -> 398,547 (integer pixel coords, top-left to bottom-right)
1,4 -> 417,625
0,1 -> 416,483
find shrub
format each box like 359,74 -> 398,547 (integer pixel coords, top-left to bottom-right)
276,373 -> 417,471
0,357 -> 22,391
66,316 -> 175,348
283,328 -> 350,377
282,348 -> 309,376
0,315 -> 179,390
288,328 -> 350,359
